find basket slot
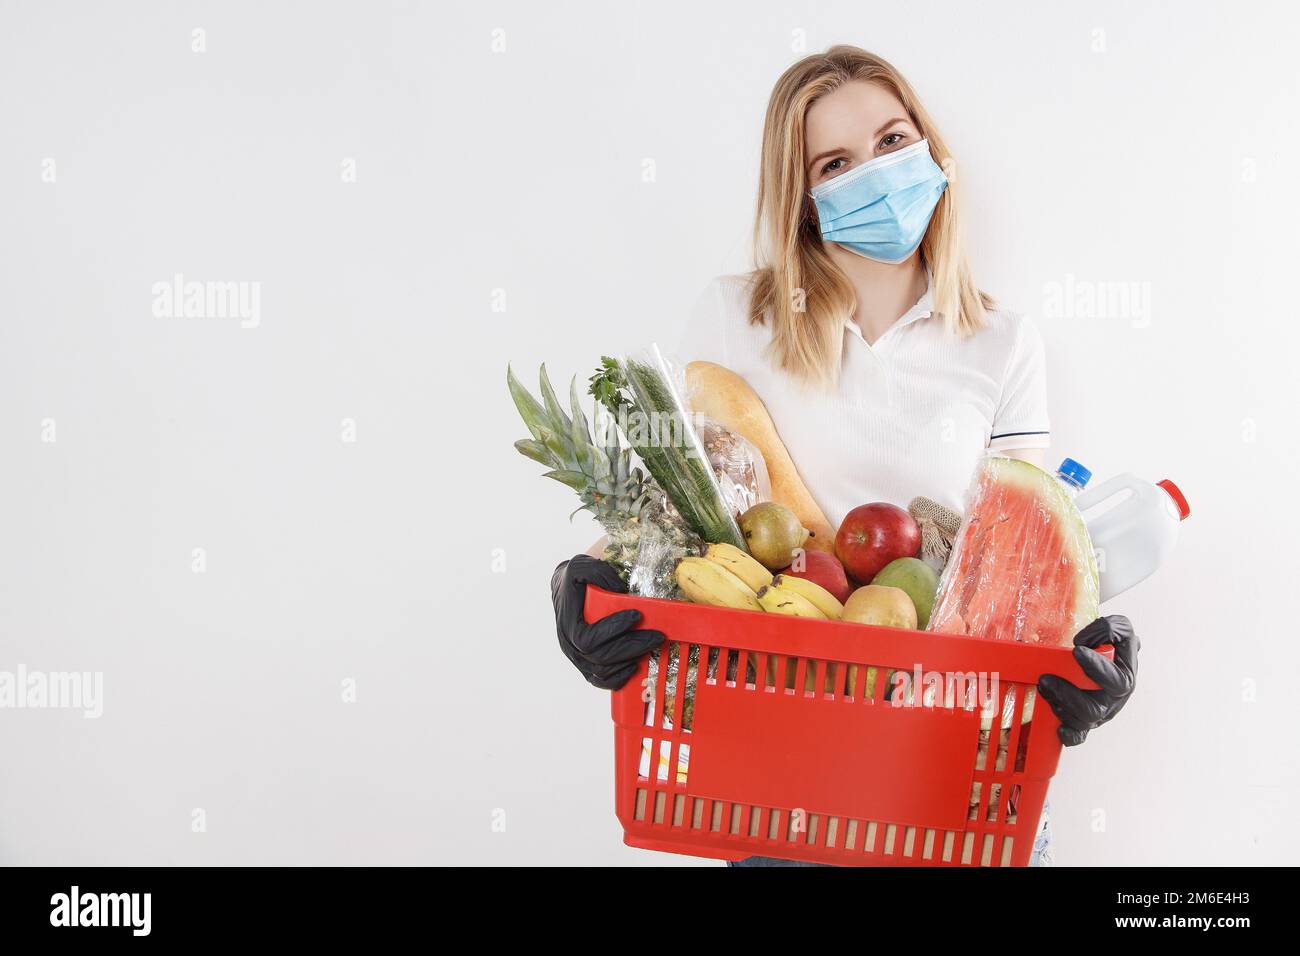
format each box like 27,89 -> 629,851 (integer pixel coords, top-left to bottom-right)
824,815 -> 840,849
691,797 -> 706,830
638,737 -> 654,782
792,657 -> 809,696
705,647 -> 721,684
844,664 -> 861,698
996,685 -> 1019,772
882,823 -> 897,857
724,649 -> 739,685
876,667 -> 893,703
664,643 -> 682,730
1014,718 -> 1032,772
843,819 -> 858,851
960,831 -> 975,865
903,825 -> 920,859
986,783 -> 1003,823
800,813 -> 815,848
940,830 -> 954,862
681,647 -> 702,728
647,646 -> 667,729
824,662 -> 847,697
670,793 -> 686,827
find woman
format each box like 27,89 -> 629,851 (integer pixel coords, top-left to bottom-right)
551,46 -> 1138,866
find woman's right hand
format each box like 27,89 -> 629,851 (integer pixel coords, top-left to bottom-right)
551,554 -> 664,690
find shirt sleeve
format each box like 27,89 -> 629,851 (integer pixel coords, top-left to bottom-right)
674,277 -> 730,367
988,315 -> 1051,451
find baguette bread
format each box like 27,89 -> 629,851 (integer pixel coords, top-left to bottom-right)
685,361 -> 836,552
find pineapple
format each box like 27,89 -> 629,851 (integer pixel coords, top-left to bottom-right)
506,364 -> 699,589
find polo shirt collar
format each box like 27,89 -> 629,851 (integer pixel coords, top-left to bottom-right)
842,269 -> 935,345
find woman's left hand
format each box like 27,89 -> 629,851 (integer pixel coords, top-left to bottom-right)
1037,615 -> 1139,746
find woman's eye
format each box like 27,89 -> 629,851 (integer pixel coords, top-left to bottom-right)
821,157 -> 847,175
879,132 -> 906,151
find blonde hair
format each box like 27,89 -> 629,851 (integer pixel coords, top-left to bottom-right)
750,45 -> 993,386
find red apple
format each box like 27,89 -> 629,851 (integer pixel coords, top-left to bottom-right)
835,502 -> 921,585
780,549 -> 853,604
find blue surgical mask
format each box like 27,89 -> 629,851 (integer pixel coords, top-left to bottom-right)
809,139 -> 947,263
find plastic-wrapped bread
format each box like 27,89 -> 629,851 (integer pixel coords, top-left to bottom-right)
685,361 -> 836,552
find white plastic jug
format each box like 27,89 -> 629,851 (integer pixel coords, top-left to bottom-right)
1075,475 -> 1190,604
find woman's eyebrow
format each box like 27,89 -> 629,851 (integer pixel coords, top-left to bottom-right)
874,116 -> 910,137
807,147 -> 847,169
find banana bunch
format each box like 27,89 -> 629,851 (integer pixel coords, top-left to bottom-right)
674,544 -> 844,621
761,574 -> 844,620
673,545 -> 766,612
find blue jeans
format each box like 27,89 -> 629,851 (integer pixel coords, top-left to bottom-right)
728,802 -> 1052,867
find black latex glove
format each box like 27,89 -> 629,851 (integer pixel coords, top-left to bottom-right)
1037,615 -> 1139,747
552,554 -> 665,691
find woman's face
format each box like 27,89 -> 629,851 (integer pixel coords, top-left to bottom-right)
805,80 -> 922,189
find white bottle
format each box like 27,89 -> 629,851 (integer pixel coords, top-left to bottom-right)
1075,474 -> 1190,604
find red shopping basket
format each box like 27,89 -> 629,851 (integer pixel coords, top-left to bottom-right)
587,586 -> 1105,867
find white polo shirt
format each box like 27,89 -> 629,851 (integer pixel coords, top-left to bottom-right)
681,273 -> 1050,525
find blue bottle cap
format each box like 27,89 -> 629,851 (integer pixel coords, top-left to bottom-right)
1057,457 -> 1092,490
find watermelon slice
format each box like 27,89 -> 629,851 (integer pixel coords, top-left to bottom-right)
930,457 -> 1100,731
930,456 -> 1099,647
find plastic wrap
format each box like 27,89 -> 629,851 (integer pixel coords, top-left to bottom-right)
622,417 -> 768,598
624,490 -> 700,598
928,455 -> 1101,729
590,345 -> 748,550
698,419 -> 771,517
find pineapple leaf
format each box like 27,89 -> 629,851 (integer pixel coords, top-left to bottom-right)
538,364 -> 573,446
513,438 -> 553,466
591,448 -> 611,481
569,376 -> 594,469
569,376 -> 591,437
570,410 -> 597,478
542,469 -> 589,491
536,426 -> 569,463
506,364 -> 550,442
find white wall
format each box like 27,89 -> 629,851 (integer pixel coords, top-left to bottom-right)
0,0 -> 1295,865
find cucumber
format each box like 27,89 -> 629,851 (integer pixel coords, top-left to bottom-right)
591,351 -> 747,550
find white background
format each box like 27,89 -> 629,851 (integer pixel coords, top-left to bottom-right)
1,0 -> 1296,865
